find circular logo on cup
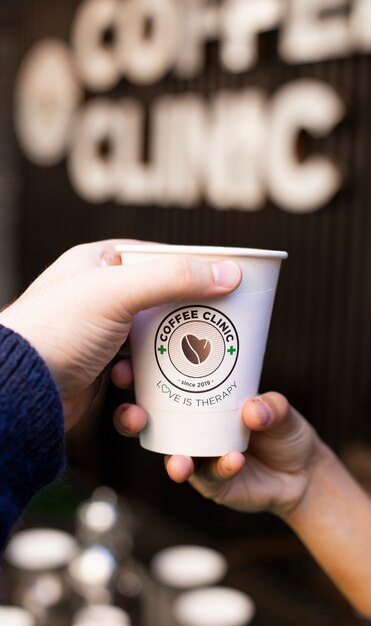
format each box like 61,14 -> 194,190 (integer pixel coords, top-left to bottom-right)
155,305 -> 239,393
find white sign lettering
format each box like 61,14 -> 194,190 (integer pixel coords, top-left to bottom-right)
70,0 -> 371,88
351,0 -> 371,50
15,40 -> 82,165
267,80 -> 345,213
220,0 -> 285,73
65,82 -> 344,212
280,0 -> 352,63
71,0 -> 121,92
16,0 -> 366,213
116,0 -> 181,85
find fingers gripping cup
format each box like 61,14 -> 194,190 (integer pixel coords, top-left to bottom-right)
117,245 -> 287,457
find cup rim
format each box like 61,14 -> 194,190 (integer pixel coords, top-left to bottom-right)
115,244 -> 288,260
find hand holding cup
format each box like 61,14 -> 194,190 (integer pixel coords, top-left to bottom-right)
115,245 -> 287,457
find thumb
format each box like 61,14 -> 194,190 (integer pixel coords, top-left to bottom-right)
243,392 -> 304,437
88,254 -> 242,318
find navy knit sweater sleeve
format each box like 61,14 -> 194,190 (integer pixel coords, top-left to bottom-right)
0,325 -> 65,548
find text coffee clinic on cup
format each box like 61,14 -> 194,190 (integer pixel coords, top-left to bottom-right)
14,0 -> 370,213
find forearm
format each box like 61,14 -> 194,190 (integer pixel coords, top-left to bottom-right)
0,325 -> 66,548
282,441 -> 371,616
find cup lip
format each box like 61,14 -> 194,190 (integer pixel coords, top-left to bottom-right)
116,244 -> 288,260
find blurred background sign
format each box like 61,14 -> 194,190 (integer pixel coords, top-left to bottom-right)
1,0 -> 371,542
15,0 -> 367,213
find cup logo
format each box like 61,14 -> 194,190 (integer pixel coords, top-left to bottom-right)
155,305 -> 239,393
182,335 -> 212,365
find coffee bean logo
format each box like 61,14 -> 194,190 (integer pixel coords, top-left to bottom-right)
182,334 -> 212,365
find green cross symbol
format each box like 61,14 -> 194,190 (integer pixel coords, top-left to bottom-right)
227,346 -> 237,356
158,345 -> 167,355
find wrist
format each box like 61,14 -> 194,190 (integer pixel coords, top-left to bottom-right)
0,306 -> 59,384
275,437 -> 333,524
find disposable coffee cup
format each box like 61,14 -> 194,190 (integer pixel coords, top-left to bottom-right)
117,244 -> 287,457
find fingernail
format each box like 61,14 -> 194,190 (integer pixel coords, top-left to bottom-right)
101,252 -> 121,267
222,453 -> 232,474
253,400 -> 273,427
115,406 -> 131,434
212,261 -> 241,288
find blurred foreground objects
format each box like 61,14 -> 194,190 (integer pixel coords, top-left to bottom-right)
76,486 -> 134,557
71,603 -> 131,626
0,606 -> 35,626
172,586 -> 256,626
67,544 -> 117,606
143,545 -> 228,626
5,529 -> 78,626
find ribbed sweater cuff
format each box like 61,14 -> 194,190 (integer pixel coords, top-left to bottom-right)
0,325 -> 66,547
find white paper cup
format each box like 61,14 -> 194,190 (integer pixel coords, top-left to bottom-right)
117,244 -> 287,457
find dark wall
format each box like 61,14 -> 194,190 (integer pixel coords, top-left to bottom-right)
3,0 -> 371,537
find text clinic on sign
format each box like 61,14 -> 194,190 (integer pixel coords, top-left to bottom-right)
14,0 -> 371,214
